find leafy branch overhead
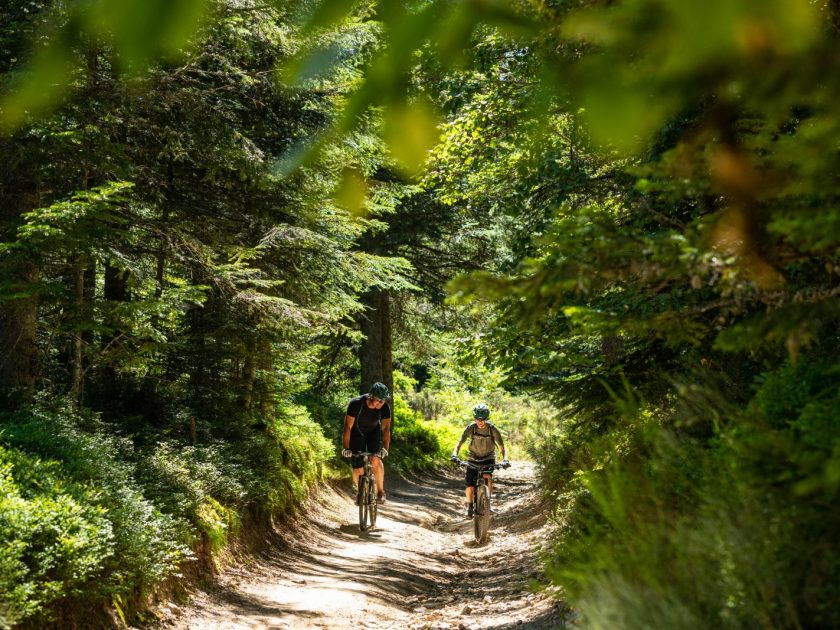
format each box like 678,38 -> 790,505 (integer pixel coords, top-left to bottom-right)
3,2 -> 840,629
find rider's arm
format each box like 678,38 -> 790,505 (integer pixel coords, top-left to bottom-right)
452,426 -> 470,457
493,426 -> 507,460
381,416 -> 391,450
452,439 -> 464,457
342,414 -> 355,450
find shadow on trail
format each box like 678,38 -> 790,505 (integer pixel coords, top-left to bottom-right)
260,554 -> 444,605
336,524 -> 387,539
239,526 -> 451,607
165,461 -> 561,629
207,587 -> 319,621
496,607 -> 568,630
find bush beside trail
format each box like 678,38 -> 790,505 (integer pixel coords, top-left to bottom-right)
0,387 -> 471,629
0,399 -> 332,628
537,355 -> 840,630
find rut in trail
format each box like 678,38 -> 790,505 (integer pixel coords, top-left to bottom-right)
161,461 -> 570,630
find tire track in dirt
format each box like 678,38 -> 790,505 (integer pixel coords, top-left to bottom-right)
161,461 -> 570,630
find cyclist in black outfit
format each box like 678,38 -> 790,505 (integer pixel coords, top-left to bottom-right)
341,382 -> 392,503
451,403 -> 507,517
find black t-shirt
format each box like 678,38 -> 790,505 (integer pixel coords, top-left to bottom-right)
346,395 -> 392,433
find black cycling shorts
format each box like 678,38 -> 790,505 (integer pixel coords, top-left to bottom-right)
348,427 -> 383,469
465,458 -> 495,487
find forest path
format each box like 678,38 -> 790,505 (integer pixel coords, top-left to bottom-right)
162,462 -> 568,630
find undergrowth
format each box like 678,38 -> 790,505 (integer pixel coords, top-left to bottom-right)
540,356 -> 840,629
0,382 -> 464,628
0,399 -> 334,628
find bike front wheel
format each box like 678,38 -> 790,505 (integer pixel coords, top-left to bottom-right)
474,484 -> 491,543
367,476 -> 377,529
358,476 -> 372,531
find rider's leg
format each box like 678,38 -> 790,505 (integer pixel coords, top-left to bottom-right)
349,430 -> 366,494
465,468 -> 475,515
485,473 -> 493,496
351,466 -> 364,504
352,466 -> 363,487
371,455 -> 384,492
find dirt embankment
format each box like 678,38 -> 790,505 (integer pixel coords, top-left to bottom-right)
160,461 -> 570,630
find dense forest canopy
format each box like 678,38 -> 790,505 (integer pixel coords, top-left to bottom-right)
2,0 -> 840,628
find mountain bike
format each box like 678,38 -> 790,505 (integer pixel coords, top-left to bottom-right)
345,451 -> 377,531
457,459 -> 510,543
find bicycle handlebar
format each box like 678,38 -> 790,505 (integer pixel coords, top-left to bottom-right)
343,451 -> 376,457
453,458 -> 510,470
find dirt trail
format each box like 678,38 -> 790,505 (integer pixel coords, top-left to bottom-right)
161,461 -> 569,630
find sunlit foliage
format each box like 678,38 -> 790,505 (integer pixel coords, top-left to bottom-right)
4,0 -> 840,627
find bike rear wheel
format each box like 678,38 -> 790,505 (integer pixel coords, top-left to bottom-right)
474,484 -> 491,543
358,476 -> 372,531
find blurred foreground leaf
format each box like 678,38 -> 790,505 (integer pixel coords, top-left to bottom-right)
383,99 -> 440,177
1,0 -> 210,131
334,167 -> 368,217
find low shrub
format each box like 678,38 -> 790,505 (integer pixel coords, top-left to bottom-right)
0,406 -> 189,628
0,445 -> 113,627
0,397 -> 336,627
542,358 -> 840,629
389,396 -> 460,471
259,403 -> 334,511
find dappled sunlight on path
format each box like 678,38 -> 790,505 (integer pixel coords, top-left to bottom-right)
162,462 -> 568,630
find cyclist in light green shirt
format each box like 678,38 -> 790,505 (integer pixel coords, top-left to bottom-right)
451,403 -> 507,518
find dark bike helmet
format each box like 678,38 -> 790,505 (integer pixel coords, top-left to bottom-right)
473,403 -> 490,419
369,382 -> 390,400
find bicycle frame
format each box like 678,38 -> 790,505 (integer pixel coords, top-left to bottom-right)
457,459 -> 509,543
345,451 -> 378,531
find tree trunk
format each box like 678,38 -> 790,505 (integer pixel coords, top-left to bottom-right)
83,260 -> 96,341
257,336 -> 275,418
104,263 -> 129,302
241,342 -> 257,412
241,336 -> 276,416
155,158 -> 173,300
99,262 -> 129,391
102,263 -> 129,355
69,257 -> 86,404
358,289 -> 393,396
187,269 -> 209,411
0,258 -> 39,407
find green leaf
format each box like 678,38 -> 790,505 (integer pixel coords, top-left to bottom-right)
383,99 -> 440,177
334,167 -> 368,217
